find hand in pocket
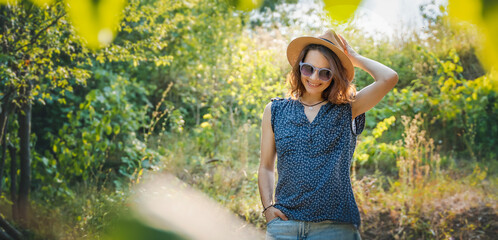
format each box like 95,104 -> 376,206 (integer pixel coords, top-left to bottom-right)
265,207 -> 288,223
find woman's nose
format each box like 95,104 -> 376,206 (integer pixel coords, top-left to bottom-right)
310,69 -> 319,81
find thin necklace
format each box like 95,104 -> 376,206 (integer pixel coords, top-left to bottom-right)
299,98 -> 327,110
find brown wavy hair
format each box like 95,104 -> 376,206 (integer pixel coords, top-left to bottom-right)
287,44 -> 356,104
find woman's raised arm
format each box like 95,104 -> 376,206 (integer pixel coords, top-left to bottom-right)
338,35 -> 399,119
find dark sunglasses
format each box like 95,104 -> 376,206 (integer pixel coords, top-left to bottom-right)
299,62 -> 333,82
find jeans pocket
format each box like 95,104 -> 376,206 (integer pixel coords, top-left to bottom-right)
266,217 -> 280,227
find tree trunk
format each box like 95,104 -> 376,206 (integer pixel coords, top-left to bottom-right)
17,106 -> 31,226
18,84 -> 32,226
8,143 -> 17,222
0,129 -> 6,193
0,93 -> 13,193
0,90 -> 13,145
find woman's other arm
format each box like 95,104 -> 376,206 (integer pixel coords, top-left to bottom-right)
338,35 -> 399,119
258,102 -> 288,222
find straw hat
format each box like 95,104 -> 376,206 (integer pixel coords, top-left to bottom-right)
286,29 -> 355,82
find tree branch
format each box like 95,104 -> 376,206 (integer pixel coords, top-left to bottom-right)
0,215 -> 23,240
8,142 -> 17,222
0,229 -> 14,240
13,12 -> 65,53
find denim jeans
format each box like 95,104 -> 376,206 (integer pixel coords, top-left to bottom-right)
266,217 -> 361,240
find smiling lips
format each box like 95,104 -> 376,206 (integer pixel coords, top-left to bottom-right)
307,80 -> 321,88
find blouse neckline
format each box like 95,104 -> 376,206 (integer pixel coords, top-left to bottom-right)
292,98 -> 331,125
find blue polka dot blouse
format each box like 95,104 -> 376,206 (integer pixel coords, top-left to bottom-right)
270,97 -> 366,229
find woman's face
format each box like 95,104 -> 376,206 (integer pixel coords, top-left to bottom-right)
300,49 -> 333,96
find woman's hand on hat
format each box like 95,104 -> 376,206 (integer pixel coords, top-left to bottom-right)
265,206 -> 288,222
338,34 -> 361,67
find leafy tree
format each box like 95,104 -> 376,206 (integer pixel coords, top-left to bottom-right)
0,0 -> 90,228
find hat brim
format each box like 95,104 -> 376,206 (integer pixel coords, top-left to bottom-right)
286,37 -> 355,82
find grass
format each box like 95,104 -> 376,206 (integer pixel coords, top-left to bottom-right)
355,168 -> 497,239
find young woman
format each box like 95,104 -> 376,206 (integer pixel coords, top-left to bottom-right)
258,29 -> 398,240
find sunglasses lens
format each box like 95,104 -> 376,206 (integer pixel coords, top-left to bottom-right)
319,69 -> 332,81
300,64 -> 313,76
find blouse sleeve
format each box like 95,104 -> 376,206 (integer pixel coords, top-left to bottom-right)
352,113 -> 366,136
270,97 -> 283,133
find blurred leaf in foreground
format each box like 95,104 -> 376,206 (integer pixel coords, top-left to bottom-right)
104,174 -> 265,240
104,217 -> 188,240
235,0 -> 264,11
31,0 -> 54,6
65,0 -> 126,49
324,0 -> 363,22
448,0 -> 498,74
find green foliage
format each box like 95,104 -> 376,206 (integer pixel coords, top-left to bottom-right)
354,116 -> 399,175
185,34 -> 286,158
0,0 -> 91,107
428,49 -> 497,160
39,71 -> 151,198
